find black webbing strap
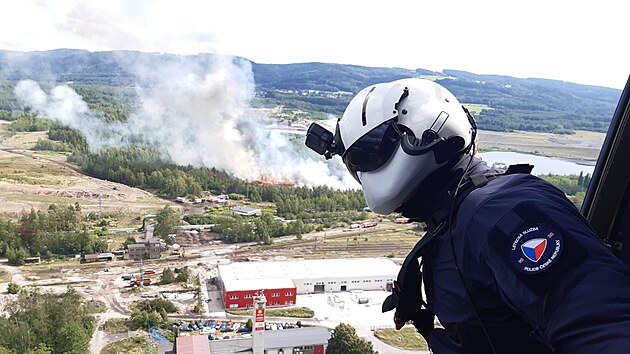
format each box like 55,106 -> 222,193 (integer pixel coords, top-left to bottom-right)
382,231 -> 436,337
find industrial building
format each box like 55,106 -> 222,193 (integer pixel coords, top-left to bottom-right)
175,328 -> 330,354
127,240 -> 162,259
229,206 -> 262,217
176,335 -> 211,354
218,258 -> 400,309
220,277 -> 297,309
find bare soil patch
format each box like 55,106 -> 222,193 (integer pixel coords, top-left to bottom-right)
0,148 -> 173,220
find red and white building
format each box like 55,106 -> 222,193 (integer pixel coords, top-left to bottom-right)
217,258 -> 399,309
220,277 -> 296,309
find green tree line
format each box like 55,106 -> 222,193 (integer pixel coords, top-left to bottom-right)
0,204 -> 107,265
60,143 -> 367,218
539,171 -> 591,209
5,112 -> 56,132
0,289 -> 95,354
126,298 -> 179,330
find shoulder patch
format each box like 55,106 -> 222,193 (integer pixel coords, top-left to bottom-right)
510,224 -> 563,274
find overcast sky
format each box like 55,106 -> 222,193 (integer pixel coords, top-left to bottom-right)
0,0 -> 627,89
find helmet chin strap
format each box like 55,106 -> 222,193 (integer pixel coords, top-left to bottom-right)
395,156 -> 464,221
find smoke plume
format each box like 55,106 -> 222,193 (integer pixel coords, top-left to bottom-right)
14,54 -> 356,189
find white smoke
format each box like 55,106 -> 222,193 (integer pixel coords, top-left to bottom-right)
14,55 -> 357,189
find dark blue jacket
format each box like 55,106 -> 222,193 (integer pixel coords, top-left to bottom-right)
405,157 -> 630,353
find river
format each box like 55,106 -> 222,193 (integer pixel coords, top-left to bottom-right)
479,151 -> 595,176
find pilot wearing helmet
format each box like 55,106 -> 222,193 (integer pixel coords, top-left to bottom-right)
305,78 -> 630,353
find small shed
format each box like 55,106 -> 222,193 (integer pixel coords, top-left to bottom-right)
98,253 -> 114,261
24,256 -> 41,264
230,206 -> 262,217
83,254 -> 98,263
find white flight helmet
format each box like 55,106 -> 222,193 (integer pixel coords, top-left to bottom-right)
337,78 -> 475,214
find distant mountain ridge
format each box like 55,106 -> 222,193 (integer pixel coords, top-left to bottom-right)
0,49 -> 622,133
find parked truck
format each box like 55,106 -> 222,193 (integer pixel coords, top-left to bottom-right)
130,278 -> 152,286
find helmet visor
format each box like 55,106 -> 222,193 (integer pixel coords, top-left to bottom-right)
342,118 -> 401,182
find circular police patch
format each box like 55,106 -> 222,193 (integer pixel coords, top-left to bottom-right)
510,224 -> 563,274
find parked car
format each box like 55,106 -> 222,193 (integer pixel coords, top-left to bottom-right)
357,297 -> 369,304
237,326 -> 252,333
168,322 -> 180,329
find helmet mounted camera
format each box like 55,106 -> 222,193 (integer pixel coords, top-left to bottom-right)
305,122 -> 345,159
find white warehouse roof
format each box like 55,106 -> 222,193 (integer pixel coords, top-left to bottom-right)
218,257 -> 400,284
223,277 -> 296,292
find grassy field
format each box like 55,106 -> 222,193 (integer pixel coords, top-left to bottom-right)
101,318 -> 141,335
20,258 -> 133,280
0,130 -> 47,150
0,269 -> 10,283
231,223 -> 424,261
85,299 -> 107,313
0,125 -> 174,221
478,129 -> 605,162
464,103 -> 494,116
227,306 -> 314,318
100,337 -> 154,354
374,327 -> 428,350
0,151 -> 77,185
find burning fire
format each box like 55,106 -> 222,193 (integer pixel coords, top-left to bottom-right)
256,179 -> 295,187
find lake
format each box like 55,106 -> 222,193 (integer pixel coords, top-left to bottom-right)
478,151 -> 596,176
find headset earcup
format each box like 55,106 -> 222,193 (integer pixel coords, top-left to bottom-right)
402,134 -> 465,163
434,137 -> 465,164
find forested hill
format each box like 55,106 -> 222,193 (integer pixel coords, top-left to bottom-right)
0,49 -> 622,133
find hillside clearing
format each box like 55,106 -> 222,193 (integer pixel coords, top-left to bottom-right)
0,130 -> 175,220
